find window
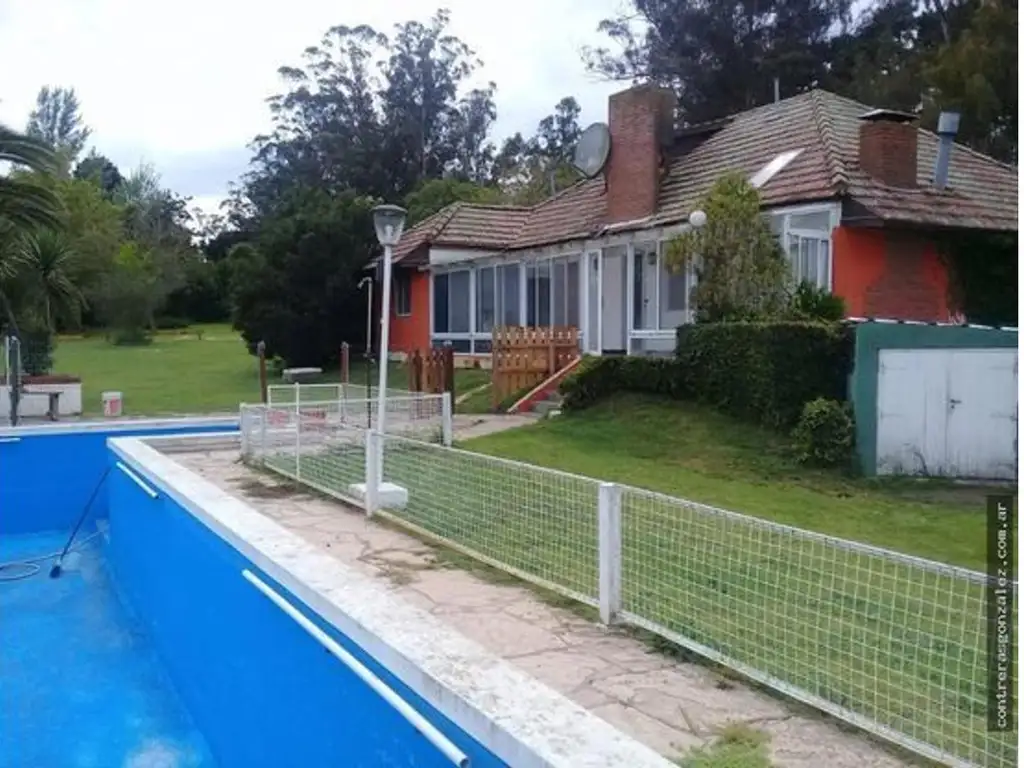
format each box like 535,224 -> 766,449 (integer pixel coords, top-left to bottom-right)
526,262 -> 552,327
551,257 -> 580,327
767,207 -> 835,293
393,271 -> 411,316
432,270 -> 471,334
499,264 -> 520,326
476,266 -> 496,333
787,235 -> 831,290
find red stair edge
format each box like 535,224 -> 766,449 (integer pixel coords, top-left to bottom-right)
506,356 -> 583,415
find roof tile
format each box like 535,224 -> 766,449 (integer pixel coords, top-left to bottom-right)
392,89 -> 1017,262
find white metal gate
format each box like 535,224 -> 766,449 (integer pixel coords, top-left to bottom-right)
876,348 -> 1018,479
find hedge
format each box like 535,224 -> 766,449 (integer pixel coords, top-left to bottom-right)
560,355 -> 690,411
560,322 -> 854,432
676,321 -> 854,429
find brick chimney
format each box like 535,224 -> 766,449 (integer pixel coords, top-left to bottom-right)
605,85 -> 676,224
858,109 -> 919,189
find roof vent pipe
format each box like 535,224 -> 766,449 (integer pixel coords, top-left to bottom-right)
934,111 -> 960,190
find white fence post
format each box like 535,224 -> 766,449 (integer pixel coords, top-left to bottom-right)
294,406 -> 302,480
258,406 -> 267,462
598,482 -> 622,625
441,391 -> 453,447
239,404 -> 250,459
365,430 -> 380,516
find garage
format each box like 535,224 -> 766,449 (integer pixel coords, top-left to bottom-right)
849,321 -> 1019,480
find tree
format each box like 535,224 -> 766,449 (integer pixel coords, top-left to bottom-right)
664,173 -> 789,322
74,150 -> 124,198
493,97 -> 584,203
0,126 -> 63,235
230,188 -> 377,366
584,0 -> 853,123
15,229 -> 84,332
26,86 -> 91,171
403,177 -> 503,224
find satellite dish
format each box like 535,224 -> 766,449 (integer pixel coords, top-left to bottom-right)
573,122 -> 611,178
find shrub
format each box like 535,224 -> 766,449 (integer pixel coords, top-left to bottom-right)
791,398 -> 855,467
787,282 -> 846,321
17,329 -> 55,376
111,327 -> 153,346
560,356 -> 690,411
676,321 -> 854,429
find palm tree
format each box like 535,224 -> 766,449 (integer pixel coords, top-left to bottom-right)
0,125 -> 64,334
17,229 -> 84,332
0,125 -> 63,233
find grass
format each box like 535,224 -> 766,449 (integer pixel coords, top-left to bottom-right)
51,323 -> 488,416
678,725 -> 773,768
262,394 -> 1016,768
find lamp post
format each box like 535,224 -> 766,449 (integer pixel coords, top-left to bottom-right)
371,204 -> 407,485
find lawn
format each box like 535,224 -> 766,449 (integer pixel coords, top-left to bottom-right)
259,394 -> 1016,768
52,324 -> 489,416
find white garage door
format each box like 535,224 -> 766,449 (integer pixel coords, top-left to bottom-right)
876,348 -> 1018,479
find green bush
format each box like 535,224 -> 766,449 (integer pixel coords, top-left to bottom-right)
560,356 -> 690,411
111,327 -> 153,346
676,321 -> 853,429
18,329 -> 54,376
787,282 -> 846,321
791,398 -> 855,467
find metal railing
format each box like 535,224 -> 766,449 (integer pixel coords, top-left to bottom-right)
240,418 -> 1018,768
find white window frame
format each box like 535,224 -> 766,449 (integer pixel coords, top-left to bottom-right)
393,270 -> 412,317
766,202 -> 839,292
626,240 -> 696,354
429,267 -> 474,351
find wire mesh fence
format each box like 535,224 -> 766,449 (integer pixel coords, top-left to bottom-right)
266,382 -> 414,408
238,414 -> 1017,768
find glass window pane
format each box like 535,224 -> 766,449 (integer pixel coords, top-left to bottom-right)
449,271 -> 470,333
789,210 -> 831,231
566,260 -> 580,328
536,261 -> 551,327
476,267 -> 495,333
632,251 -> 646,330
433,274 -> 449,333
500,264 -> 520,326
553,261 -> 567,325
787,235 -> 800,284
663,267 -> 687,312
526,264 -> 537,326
818,239 -> 830,290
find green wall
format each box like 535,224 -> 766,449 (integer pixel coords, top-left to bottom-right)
850,322 -> 1019,475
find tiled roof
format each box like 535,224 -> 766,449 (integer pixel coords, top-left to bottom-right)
391,89 -> 1017,262
392,203 -> 531,264
510,178 -> 606,250
656,90 -> 1017,231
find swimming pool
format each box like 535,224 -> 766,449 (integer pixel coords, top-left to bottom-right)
0,420 -> 675,768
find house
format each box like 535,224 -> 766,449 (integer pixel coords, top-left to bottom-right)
385,85 -> 1018,361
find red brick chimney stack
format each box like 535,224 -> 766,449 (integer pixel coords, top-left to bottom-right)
858,109 -> 919,189
605,85 -> 676,224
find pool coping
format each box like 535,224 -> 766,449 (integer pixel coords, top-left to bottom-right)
0,416 -> 238,438
108,433 -> 677,768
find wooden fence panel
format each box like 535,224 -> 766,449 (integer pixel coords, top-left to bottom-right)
491,326 -> 579,408
408,346 -> 455,398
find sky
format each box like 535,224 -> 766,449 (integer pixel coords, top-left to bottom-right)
0,0 -> 630,215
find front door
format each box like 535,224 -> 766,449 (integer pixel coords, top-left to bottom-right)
601,247 -> 626,352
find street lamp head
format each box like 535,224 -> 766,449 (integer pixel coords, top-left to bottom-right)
688,209 -> 708,230
373,204 -> 407,247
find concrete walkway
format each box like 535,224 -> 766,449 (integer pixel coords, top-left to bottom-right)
174,446 -> 913,768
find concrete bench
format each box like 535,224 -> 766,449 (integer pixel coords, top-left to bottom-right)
21,389 -> 61,421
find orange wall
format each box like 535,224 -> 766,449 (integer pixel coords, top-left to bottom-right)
389,270 -> 430,354
832,226 -> 952,321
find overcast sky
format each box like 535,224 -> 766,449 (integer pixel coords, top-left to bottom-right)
0,0 -> 630,214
